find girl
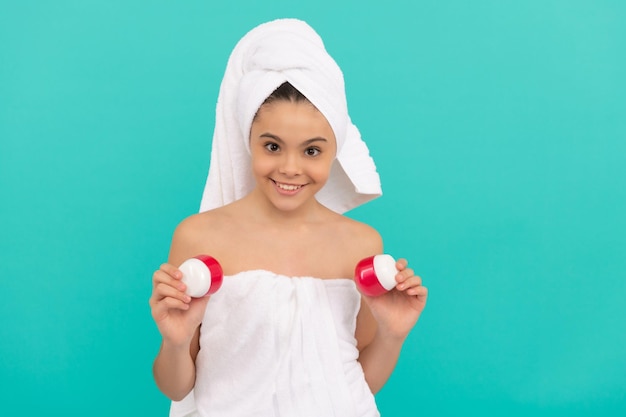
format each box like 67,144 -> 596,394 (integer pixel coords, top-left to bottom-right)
150,19 -> 428,417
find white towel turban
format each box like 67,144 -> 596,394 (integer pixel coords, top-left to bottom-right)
198,18 -> 382,214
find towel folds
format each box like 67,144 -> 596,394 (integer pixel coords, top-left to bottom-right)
199,18 -> 381,214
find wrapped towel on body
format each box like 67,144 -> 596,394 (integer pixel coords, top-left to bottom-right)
171,272 -> 380,417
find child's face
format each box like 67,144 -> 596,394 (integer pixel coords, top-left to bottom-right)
249,100 -> 337,212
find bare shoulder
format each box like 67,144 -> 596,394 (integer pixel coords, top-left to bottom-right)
317,212 -> 384,279
168,207 -> 234,266
172,211 -> 214,245
352,219 -> 383,251
334,214 -> 383,258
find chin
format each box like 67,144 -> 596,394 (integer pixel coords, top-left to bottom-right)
270,191 -> 320,213
269,198 -> 308,213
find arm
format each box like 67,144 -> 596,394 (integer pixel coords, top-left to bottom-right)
356,259 -> 428,394
150,217 -> 211,400
152,323 -> 201,401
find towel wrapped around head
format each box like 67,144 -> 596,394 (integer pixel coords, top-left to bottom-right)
199,18 -> 382,214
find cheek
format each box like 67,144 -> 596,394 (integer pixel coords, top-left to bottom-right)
251,153 -> 273,176
311,157 -> 335,181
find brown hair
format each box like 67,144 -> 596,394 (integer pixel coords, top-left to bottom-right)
262,82 -> 309,105
252,82 -> 313,123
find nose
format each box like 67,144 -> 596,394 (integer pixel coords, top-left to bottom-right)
278,152 -> 302,177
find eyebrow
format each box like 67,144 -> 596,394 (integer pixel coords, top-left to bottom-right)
259,133 -> 328,145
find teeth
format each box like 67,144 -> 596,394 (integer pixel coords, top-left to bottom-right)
276,182 -> 302,191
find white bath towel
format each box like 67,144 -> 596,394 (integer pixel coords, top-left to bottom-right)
198,18 -> 382,214
172,272 -> 380,417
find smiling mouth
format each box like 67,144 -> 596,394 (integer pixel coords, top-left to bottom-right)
272,180 -> 305,191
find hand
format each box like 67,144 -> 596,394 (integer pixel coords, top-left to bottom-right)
149,263 -> 211,347
362,258 -> 428,339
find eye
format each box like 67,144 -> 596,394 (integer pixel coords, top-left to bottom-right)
264,142 -> 280,152
305,147 -> 321,157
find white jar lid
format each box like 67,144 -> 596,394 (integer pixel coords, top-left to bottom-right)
373,254 -> 398,291
179,258 -> 213,298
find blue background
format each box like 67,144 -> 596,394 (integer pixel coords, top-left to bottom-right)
1,1 -> 625,415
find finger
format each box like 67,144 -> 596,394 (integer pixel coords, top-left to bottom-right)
160,263 -> 183,280
153,269 -> 186,292
395,268 -> 415,284
150,282 -> 193,310
151,296 -> 191,321
400,275 -> 422,289
155,294 -> 190,310
153,282 -> 191,303
407,285 -> 428,298
395,258 -> 408,271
